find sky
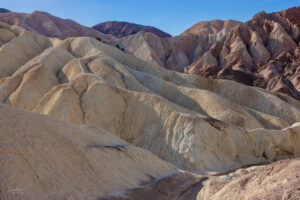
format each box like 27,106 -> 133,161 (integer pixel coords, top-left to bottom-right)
1,0 -> 300,36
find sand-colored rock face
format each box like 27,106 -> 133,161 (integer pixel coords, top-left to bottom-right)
198,158 -> 300,200
117,20 -> 242,71
181,19 -> 242,36
0,103 -> 204,200
93,21 -> 172,38
1,22 -> 300,177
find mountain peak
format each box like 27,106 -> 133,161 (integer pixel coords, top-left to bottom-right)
181,19 -> 242,36
93,21 -> 172,38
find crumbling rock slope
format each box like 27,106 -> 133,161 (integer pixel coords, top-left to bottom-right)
1,22 -> 300,177
198,158 -> 300,200
181,19 -> 242,36
93,21 -> 171,38
117,19 -> 242,71
185,6 -> 300,100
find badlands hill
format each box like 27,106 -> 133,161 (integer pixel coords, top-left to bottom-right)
0,18 -> 300,199
93,21 -> 172,38
0,103 -> 202,200
117,6 -> 300,100
0,10 -> 114,43
198,158 -> 300,200
1,21 -> 300,171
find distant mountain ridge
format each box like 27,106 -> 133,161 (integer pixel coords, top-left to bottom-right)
93,21 -> 172,38
0,8 -> 10,13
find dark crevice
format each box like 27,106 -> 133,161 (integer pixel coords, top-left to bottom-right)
87,144 -> 125,152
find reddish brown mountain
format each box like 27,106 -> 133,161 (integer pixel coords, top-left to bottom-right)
118,6 -> 300,100
118,19 -> 241,72
93,21 -> 172,38
185,6 -> 300,99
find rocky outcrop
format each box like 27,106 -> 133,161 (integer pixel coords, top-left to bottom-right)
117,7 -> 300,100
198,158 -> 300,200
0,11 -> 115,43
1,7 -> 299,100
1,22 -> 300,177
118,27 -> 225,72
93,21 -> 171,38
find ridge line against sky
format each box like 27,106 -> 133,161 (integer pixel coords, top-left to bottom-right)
1,0 -> 300,35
